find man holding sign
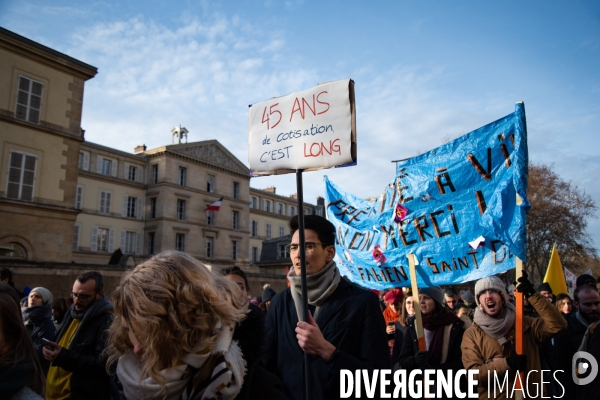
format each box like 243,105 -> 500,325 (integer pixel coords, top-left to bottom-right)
264,215 -> 390,400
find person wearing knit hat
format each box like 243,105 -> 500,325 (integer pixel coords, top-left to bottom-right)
260,287 -> 276,312
23,286 -> 56,375
462,272 -> 568,399
537,282 -> 554,303
382,289 -> 404,355
397,285 -> 465,385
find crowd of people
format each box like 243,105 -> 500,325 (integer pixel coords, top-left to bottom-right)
1,215 -> 599,399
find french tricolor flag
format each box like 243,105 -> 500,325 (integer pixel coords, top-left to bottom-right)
205,197 -> 223,211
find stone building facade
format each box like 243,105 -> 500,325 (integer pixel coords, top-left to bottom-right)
0,27 -> 97,264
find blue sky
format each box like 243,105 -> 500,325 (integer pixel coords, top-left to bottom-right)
2,0 -> 599,251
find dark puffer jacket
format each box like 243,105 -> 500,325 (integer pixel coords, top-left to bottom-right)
23,304 -> 56,375
51,296 -> 113,400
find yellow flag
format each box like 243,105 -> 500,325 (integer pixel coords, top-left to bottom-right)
543,243 -> 568,295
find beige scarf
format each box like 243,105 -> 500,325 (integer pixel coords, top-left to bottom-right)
473,302 -> 516,345
117,319 -> 246,400
288,260 -> 341,320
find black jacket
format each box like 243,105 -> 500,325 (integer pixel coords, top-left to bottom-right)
399,315 -> 464,371
264,277 -> 391,400
398,315 -> 465,400
52,296 -> 113,400
234,304 -> 285,399
23,305 -> 56,375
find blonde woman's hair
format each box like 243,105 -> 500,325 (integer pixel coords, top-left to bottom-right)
105,251 -> 247,386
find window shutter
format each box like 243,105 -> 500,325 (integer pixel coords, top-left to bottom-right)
99,192 -> 104,212
96,157 -> 102,173
136,197 -> 142,220
106,192 -> 111,213
124,163 -> 129,179
108,229 -> 115,252
91,227 -> 98,252
21,155 -> 36,201
122,195 -> 127,217
111,160 -> 118,177
83,153 -> 90,171
137,167 -> 142,182
136,232 -> 142,255
76,186 -> 83,209
73,225 -> 80,251
120,230 -> 126,252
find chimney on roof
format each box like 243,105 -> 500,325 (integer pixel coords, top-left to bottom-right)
134,144 -> 147,154
264,186 -> 276,194
317,196 -> 324,206
290,193 -> 298,199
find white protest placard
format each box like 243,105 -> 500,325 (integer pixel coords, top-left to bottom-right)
248,79 -> 356,176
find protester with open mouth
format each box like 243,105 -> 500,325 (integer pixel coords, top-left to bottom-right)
461,273 -> 567,400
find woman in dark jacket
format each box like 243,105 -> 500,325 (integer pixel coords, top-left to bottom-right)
22,286 -> 56,375
391,291 -> 414,367
0,283 -> 45,399
398,286 -> 465,399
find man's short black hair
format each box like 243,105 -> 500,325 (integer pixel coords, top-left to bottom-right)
0,267 -> 13,283
221,266 -> 249,290
444,288 -> 457,298
289,215 -> 336,246
576,274 -> 596,289
77,271 -> 104,293
574,285 -> 597,302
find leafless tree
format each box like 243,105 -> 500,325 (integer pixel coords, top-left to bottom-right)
524,163 -> 598,284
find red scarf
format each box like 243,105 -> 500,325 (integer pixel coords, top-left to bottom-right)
421,309 -> 460,365
383,305 -> 399,324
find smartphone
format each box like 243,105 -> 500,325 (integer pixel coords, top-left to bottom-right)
42,338 -> 54,349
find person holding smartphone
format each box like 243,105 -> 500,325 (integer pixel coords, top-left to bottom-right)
22,287 -> 56,375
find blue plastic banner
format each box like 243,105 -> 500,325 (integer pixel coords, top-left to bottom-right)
325,103 -> 529,289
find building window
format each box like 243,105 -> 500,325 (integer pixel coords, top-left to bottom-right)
206,237 -> 214,258
96,228 -> 109,252
279,226 -> 285,237
233,182 -> 240,199
305,208 -> 310,215
250,196 -> 258,209
6,151 -> 37,201
266,223 -> 272,239
264,200 -> 271,212
277,203 -> 284,214
75,186 -> 83,209
99,191 -> 111,214
151,164 -> 158,183
206,210 -> 215,225
179,167 -> 187,186
232,211 -> 239,229
128,165 -> 138,181
251,247 -> 260,263
289,206 -> 296,216
150,197 -> 157,218
251,220 -> 258,237
123,196 -> 138,218
123,231 -> 137,254
78,152 -> 90,171
96,157 -> 116,176
176,233 -> 185,252
148,232 -> 155,254
315,207 -> 324,217
232,241 -> 238,261
73,225 -> 80,251
15,76 -> 43,124
177,199 -> 186,221
207,174 -> 215,192
278,244 -> 290,259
